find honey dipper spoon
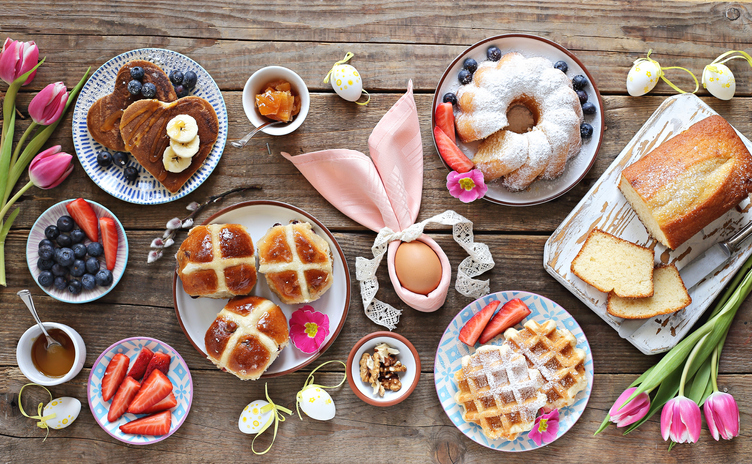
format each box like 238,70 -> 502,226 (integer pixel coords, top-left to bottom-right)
18,289 -> 62,350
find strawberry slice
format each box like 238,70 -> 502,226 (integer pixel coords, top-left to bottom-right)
120,410 -> 172,436
435,102 -> 456,143
458,300 -> 501,346
101,353 -> 129,402
107,376 -> 141,422
434,126 -> 473,173
142,352 -> 171,383
478,298 -> 532,344
127,370 -> 173,415
141,392 -> 177,414
99,217 -> 119,271
66,198 -> 99,242
127,347 -> 154,381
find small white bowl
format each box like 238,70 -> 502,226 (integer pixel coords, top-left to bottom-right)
241,66 -> 310,136
17,322 -> 86,386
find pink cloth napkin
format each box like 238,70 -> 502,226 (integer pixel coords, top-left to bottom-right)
281,81 -> 450,312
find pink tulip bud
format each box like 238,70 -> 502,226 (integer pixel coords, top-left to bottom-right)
661,396 -> 702,443
609,387 -> 650,427
28,145 -> 74,189
0,38 -> 39,85
28,82 -> 68,125
703,392 -> 740,441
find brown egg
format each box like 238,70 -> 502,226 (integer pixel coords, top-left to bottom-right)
394,241 -> 442,295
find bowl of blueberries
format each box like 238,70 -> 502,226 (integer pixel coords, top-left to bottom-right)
26,199 -> 128,304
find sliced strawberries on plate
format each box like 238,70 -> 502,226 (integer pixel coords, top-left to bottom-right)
142,351 -> 170,383
107,376 -> 141,422
434,126 -> 473,173
66,198 -> 99,242
141,392 -> 177,414
120,410 -> 172,436
102,353 -> 129,402
128,370 -> 173,415
99,217 -> 119,271
435,102 -> 456,144
127,347 -> 154,381
478,298 -> 532,344
458,300 -> 500,346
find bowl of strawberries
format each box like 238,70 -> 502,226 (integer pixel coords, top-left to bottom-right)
87,337 -> 193,444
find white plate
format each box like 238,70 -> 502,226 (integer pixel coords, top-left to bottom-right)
544,93 -> 752,354
173,200 -> 351,377
432,34 -> 604,206
72,48 -> 228,204
434,291 -> 593,451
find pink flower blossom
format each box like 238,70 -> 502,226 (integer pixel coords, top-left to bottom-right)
661,395 -> 701,443
703,392 -> 740,441
609,387 -> 650,427
289,306 -> 330,354
28,81 -> 68,125
28,145 -> 73,189
528,409 -> 559,446
446,169 -> 487,203
0,38 -> 39,85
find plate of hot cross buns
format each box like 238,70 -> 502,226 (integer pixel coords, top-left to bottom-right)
172,200 -> 350,379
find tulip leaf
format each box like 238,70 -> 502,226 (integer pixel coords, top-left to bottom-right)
687,355 -> 712,405
594,413 -> 611,435
0,110 -> 16,214
0,207 -> 19,239
624,367 -> 682,435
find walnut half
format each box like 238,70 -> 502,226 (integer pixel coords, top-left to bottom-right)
358,342 -> 407,397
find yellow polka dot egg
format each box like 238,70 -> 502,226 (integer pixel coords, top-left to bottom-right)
238,400 -> 273,434
42,397 -> 81,430
330,64 -> 363,102
626,60 -> 661,97
298,386 -> 336,421
703,63 -> 735,100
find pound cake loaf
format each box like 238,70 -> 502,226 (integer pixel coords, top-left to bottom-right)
619,115 -> 752,249
607,264 -> 691,319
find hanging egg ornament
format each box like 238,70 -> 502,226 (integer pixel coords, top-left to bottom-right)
298,386 -> 336,421
626,59 -> 661,96
42,397 -> 81,430
703,63 -> 735,100
238,400 -> 273,434
331,64 -> 364,102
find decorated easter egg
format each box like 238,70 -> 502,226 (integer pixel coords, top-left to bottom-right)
330,64 -> 363,102
626,60 -> 661,96
394,241 -> 442,295
238,400 -> 273,434
42,397 -> 81,430
703,63 -> 735,100
298,387 -> 335,421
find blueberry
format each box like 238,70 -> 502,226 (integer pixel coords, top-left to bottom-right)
487,46 -> 502,62
582,101 -> 596,115
96,269 -> 113,287
463,58 -> 478,74
87,242 -> 104,257
39,239 -> 54,250
124,166 -> 139,182
572,75 -> 588,90
58,248 -> 74,267
51,263 -> 68,277
96,151 -> 113,167
72,243 -> 87,259
442,92 -> 458,105
580,122 -> 594,138
38,271 -> 54,288
169,70 -> 184,86
182,70 -> 197,89
37,257 -> 54,271
45,225 -> 60,240
127,80 -> 142,96
56,233 -> 72,247
70,229 -> 86,244
141,82 -> 157,98
54,276 -> 67,290
70,259 -> 86,277
130,66 -> 145,80
174,84 -> 188,98
38,244 -> 55,260
85,256 -> 100,274
57,215 -> 75,232
81,273 -> 97,290
458,69 -> 472,85
553,61 -> 568,73
53,248 -> 63,264
576,90 -> 588,104
112,151 -> 128,167
67,279 -> 82,295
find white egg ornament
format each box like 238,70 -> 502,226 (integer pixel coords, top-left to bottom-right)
331,64 -> 364,102
703,63 -> 735,100
627,59 -> 661,96
42,397 -> 81,430
298,386 -> 336,421
238,400 -> 274,434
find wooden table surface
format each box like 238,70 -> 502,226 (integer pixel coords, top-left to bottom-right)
2,1 -> 752,462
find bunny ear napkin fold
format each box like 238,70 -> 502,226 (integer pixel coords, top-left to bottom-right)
282,81 -> 494,330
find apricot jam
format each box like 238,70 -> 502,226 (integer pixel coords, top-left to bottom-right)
31,328 -> 75,378
255,79 -> 301,123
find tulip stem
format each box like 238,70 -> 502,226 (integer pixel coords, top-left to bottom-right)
9,121 -> 37,173
0,180 -> 32,221
710,346 -> 720,393
679,333 -> 709,397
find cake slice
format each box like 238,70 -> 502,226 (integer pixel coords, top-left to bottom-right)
607,264 -> 691,319
570,229 -> 654,298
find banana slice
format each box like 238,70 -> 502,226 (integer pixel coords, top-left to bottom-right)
170,134 -> 200,158
163,146 -> 192,173
166,115 -> 198,143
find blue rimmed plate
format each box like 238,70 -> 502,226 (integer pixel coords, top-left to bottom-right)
434,290 -> 593,451
87,337 -> 193,445
72,48 -> 228,204
26,199 -> 128,304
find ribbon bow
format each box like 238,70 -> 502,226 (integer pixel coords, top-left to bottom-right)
18,383 -> 57,441
251,383 -> 293,455
322,52 -> 370,105
705,50 -> 752,76
633,49 -> 699,94
296,360 -> 347,420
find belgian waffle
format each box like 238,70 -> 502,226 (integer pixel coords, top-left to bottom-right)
503,320 -> 587,410
453,344 -> 546,440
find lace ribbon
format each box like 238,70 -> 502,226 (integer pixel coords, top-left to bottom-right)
251,383 -> 293,455
322,52 -> 370,106
356,210 -> 494,330
18,383 -> 56,441
296,360 -> 347,420
634,49 -> 699,94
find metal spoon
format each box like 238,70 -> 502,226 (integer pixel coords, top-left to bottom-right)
18,290 -> 62,350
230,120 -> 285,148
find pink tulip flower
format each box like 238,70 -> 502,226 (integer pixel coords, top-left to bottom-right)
0,38 -> 39,85
528,409 -> 559,446
609,387 -> 651,427
28,145 -> 74,189
28,82 -> 68,125
703,392 -> 740,441
661,396 -> 702,443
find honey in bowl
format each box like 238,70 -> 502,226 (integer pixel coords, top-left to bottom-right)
255,79 -> 301,123
31,328 -> 76,378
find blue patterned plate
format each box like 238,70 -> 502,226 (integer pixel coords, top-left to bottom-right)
72,48 -> 228,204
87,337 -> 193,445
434,291 -> 593,451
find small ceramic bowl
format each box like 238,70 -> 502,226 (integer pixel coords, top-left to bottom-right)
241,66 -> 310,136
17,322 -> 86,386
346,331 -> 420,407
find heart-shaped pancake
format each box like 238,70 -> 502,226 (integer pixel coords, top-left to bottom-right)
87,60 -> 177,151
119,96 -> 219,193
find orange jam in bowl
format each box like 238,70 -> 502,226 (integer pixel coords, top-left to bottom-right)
255,79 -> 301,123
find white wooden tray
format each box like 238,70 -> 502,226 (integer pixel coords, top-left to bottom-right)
544,94 -> 752,355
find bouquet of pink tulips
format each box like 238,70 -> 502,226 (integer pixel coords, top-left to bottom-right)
0,37 -> 90,286
595,255 -> 751,449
